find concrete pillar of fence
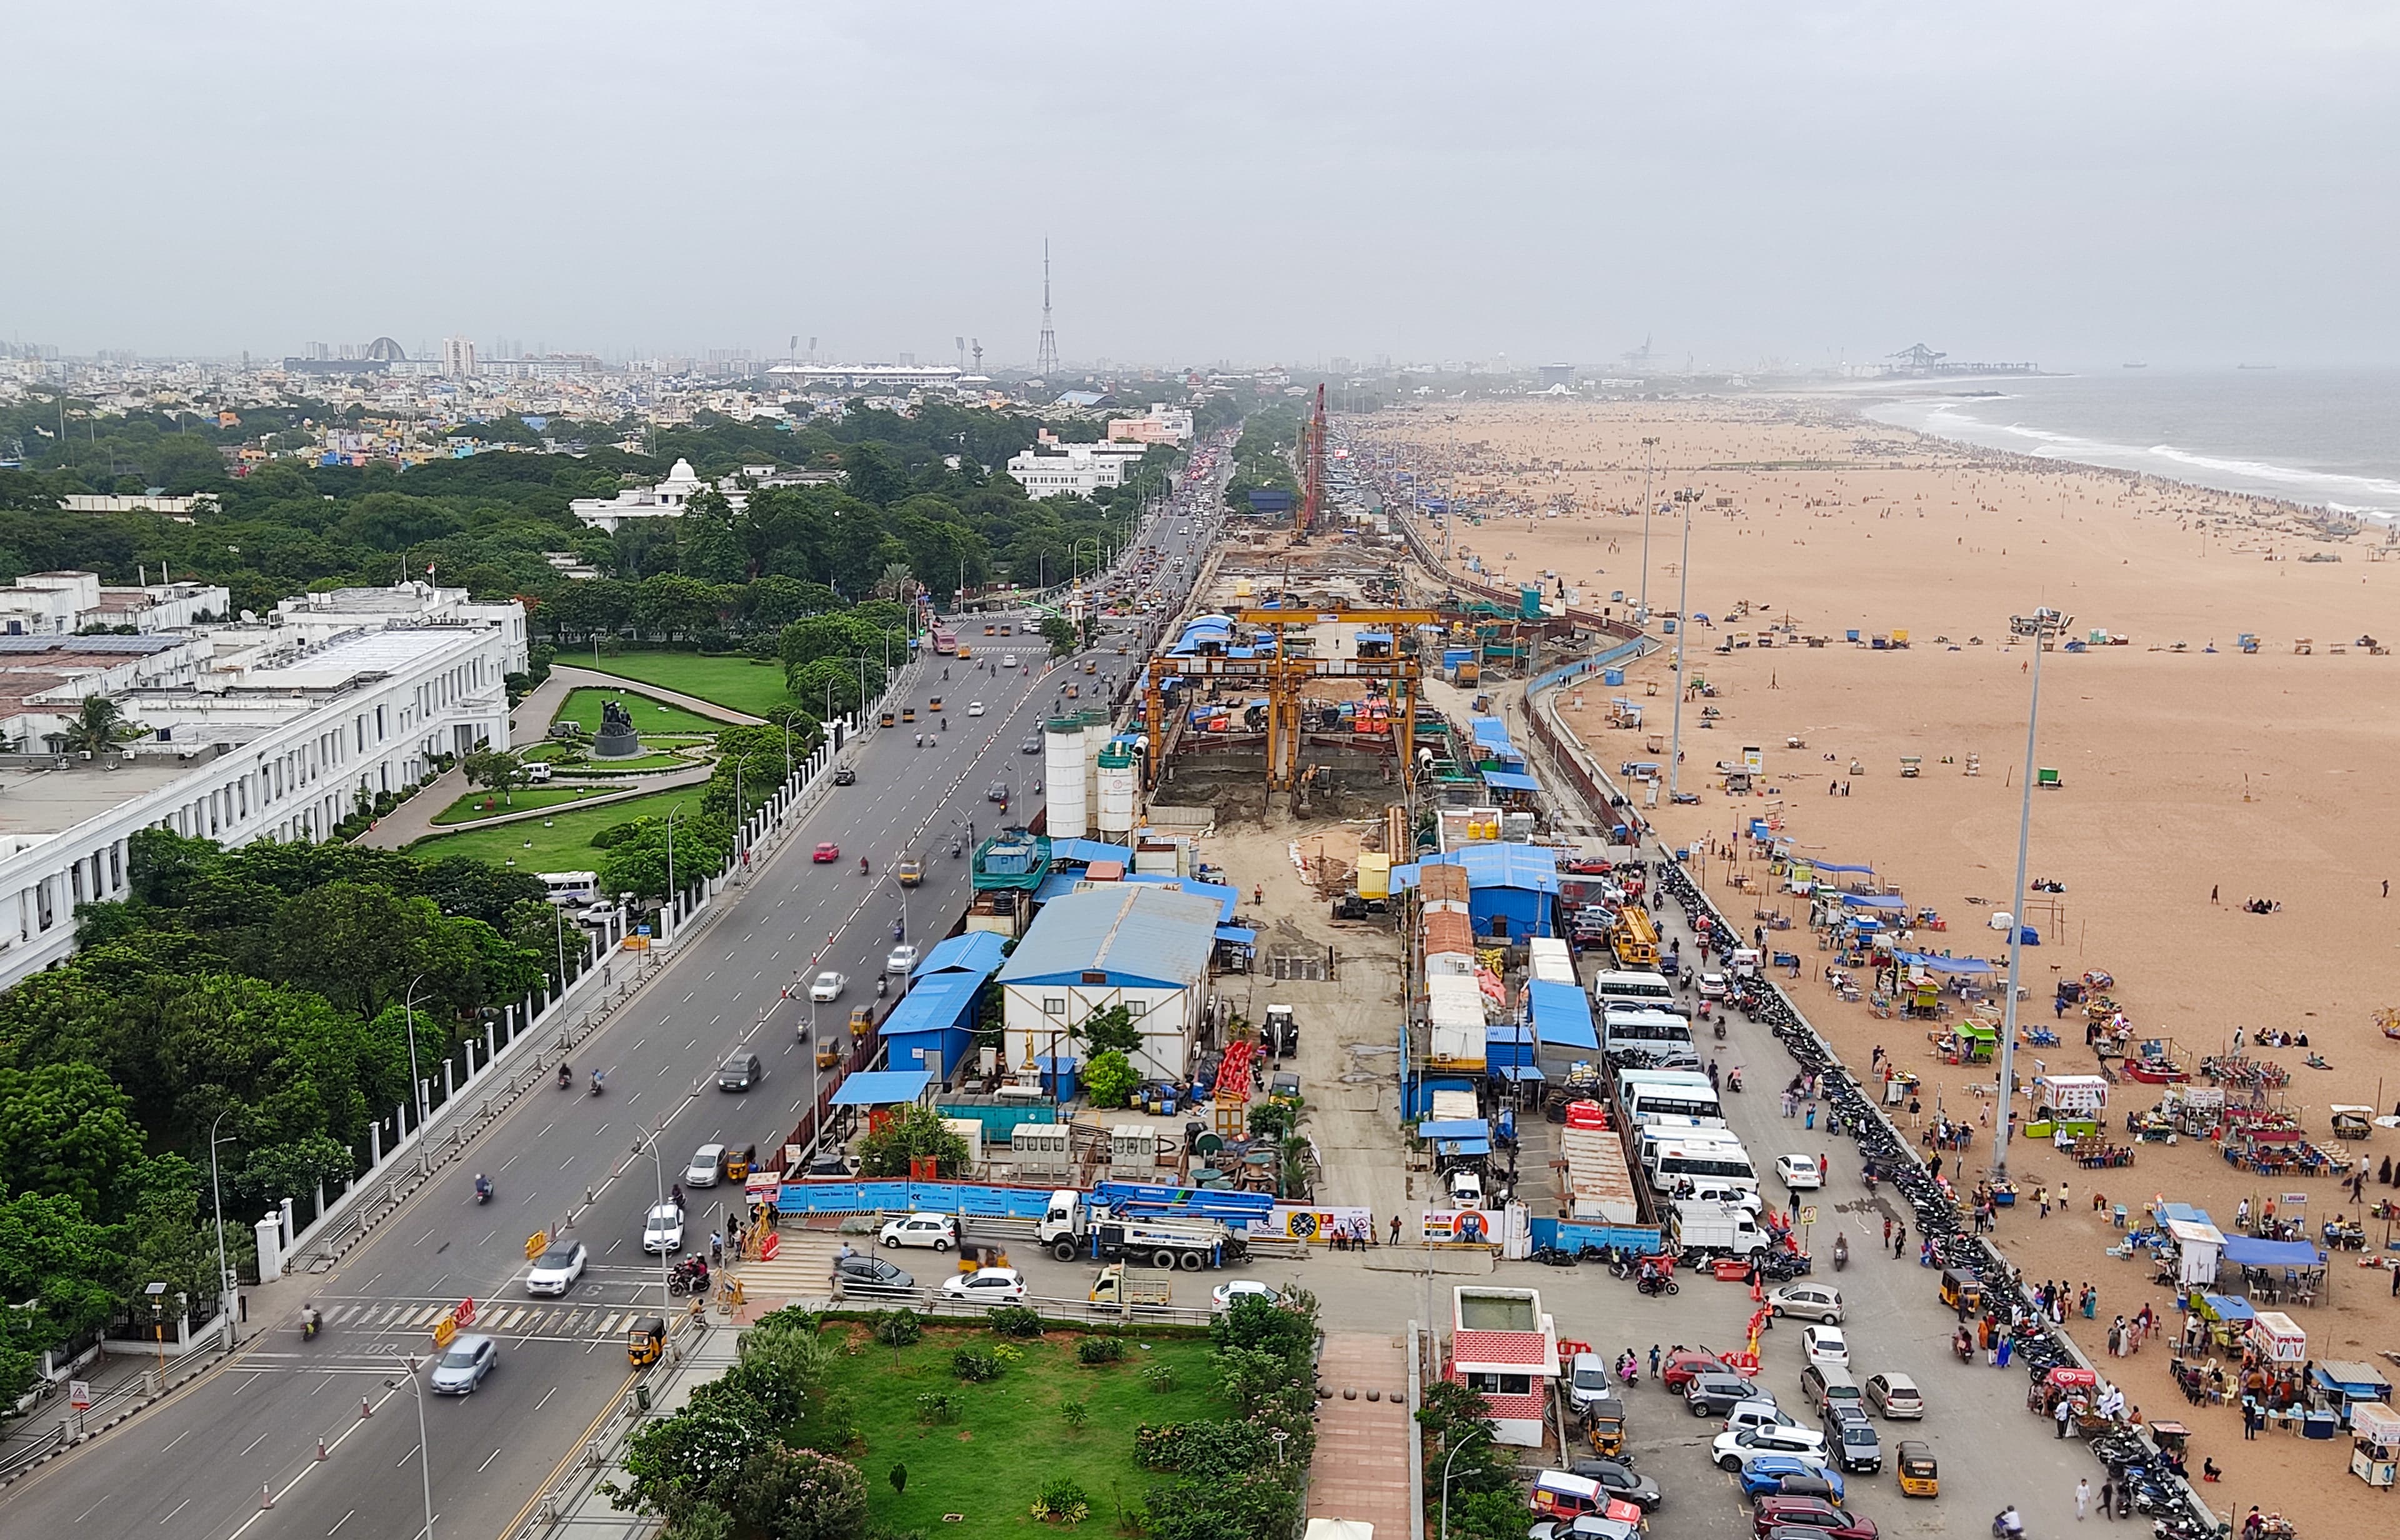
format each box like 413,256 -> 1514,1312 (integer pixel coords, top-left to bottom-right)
369,1120 -> 382,1167
486,1021 -> 498,1062
443,1061 -> 455,1102
314,1182 -> 327,1224
256,1211 -> 284,1279
280,1196 -> 296,1248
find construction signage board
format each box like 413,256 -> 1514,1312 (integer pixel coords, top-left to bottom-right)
68,1380 -> 91,1411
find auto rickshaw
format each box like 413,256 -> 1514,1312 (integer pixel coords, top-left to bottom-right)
1581,1390 -> 1628,1458
1895,1439 -> 1938,1498
1938,1266 -> 1983,1315
848,1005 -> 874,1038
959,1243 -> 1009,1276
721,1142 -> 758,1182
878,709 -> 897,728
928,696 -> 944,713
628,1315 -> 666,1368
901,706 -> 916,723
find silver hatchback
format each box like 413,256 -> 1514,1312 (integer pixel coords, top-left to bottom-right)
1767,1281 -> 1844,1323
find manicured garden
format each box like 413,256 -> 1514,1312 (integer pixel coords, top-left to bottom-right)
429,786 -> 614,826
571,651 -> 794,719
551,686 -> 726,738
407,789 -> 692,868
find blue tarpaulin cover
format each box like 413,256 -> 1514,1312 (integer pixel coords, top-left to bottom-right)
1809,862 -> 1875,874
1416,1119 -> 1491,1139
1841,894 -> 1908,909
2219,1237 -> 2326,1269
1528,979 -> 1599,1049
1891,950 -> 1998,976
1482,769 -> 1542,792
2201,1294 -> 2254,1322
831,1070 -> 932,1106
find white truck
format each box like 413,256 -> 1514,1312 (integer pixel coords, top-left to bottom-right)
1668,1199 -> 1772,1261
1088,1262 -> 1174,1311
1037,1189 -> 1246,1269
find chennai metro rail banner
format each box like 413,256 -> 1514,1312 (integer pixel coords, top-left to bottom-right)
1247,1205 -> 1376,1243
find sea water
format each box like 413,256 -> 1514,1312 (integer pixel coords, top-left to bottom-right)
1852,368 -> 2400,520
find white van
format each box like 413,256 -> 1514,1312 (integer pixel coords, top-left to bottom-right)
1652,1144 -> 1759,1189
1592,969 -> 1676,1011
1624,1083 -> 1724,1126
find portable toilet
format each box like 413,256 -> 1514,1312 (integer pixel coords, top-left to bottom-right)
1602,668 -> 1625,687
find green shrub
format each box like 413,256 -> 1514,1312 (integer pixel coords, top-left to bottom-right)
988,1304 -> 1044,1338
951,1348 -> 1003,1382
1078,1334 -> 1126,1365
914,1391 -> 957,1424
1031,1474 -> 1091,1525
1141,1362 -> 1178,1394
870,1309 -> 923,1347
1060,1398 -> 1088,1429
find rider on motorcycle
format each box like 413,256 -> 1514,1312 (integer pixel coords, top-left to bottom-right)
474,1172 -> 491,1200
590,1068 -> 605,1094
302,1304 -> 322,1339
558,1061 -> 571,1089
1993,1506 -> 2023,1539
859,856 -> 870,875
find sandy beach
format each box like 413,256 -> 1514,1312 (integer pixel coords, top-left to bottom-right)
1354,398 -> 2400,1532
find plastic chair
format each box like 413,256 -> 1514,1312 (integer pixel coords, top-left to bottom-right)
2113,1204 -> 2129,1229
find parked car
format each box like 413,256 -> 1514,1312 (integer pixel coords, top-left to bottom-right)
1566,1351 -> 1615,1414
1562,1458 -> 1661,1512
1766,1282 -> 1844,1323
1661,1349 -> 1731,1390
1822,1408 -> 1882,1474
1750,1496 -> 1877,1539
812,841 -> 840,862
1799,1362 -> 1864,1419
1799,1325 -> 1849,1369
832,1255 -> 914,1296
1211,1280 -> 1284,1314
1774,1154 -> 1824,1191
879,1212 -> 959,1251
524,1241 -> 588,1296
809,971 -> 848,1002
428,1334 -> 498,1394
1714,1424 -> 1829,1471
1736,1455 -> 1844,1504
641,1201 -> 685,1254
1862,1372 -> 1923,1419
1721,1398 -> 1797,1437
939,1268 -> 1028,1304
1686,1372 -> 1765,1417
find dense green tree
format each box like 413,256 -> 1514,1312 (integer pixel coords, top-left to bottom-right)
0,1062 -> 147,1220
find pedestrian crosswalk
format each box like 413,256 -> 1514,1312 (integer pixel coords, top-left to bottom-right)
316,1300 -> 670,1341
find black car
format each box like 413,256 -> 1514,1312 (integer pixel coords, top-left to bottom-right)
832,1255 -> 913,1296
1020,737 -> 1041,754
1686,1371 -> 1765,1417
1566,1458 -> 1663,1511
832,767 -> 856,786
987,781 -> 1010,802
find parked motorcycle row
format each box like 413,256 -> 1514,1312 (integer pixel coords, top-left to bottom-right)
1653,861 -> 2220,1540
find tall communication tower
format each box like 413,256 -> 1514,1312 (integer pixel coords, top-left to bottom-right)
1033,241 -> 1060,377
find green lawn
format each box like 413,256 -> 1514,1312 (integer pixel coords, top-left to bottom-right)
821,1322 -> 1223,1538
551,688 -> 724,738
569,652 -> 791,719
571,749 -> 704,774
406,789 -> 694,867
429,786 -> 620,826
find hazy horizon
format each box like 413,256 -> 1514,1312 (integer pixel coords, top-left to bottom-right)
8,3 -> 2397,370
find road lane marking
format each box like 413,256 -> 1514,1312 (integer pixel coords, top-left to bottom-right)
157,1498 -> 192,1526
396,1441 -> 419,1467
328,1509 -> 355,1534
534,1385 -> 560,1411
478,1446 -> 504,1472
496,1152 -> 519,1172
161,1429 -> 189,1452
74,1492 -> 112,1521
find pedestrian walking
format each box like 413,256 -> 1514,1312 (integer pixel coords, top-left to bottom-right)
1893,1222 -> 1906,1259
1818,1152 -> 1829,1182
1882,1215 -> 1892,1246
2036,1185 -> 2051,1218
1804,1105 -> 1816,1131
1996,1335 -> 2013,1369
710,1231 -> 724,1267
2076,1478 -> 2091,1520
2100,1478 -> 2114,1520
1389,1214 -> 1402,1246
2056,1398 -> 2072,1438
2058,1181 -> 2071,1211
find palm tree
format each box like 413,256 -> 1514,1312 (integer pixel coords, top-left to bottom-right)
57,694 -> 140,758
874,561 -> 915,602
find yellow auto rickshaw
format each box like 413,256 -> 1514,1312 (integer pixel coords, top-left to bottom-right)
628,1315 -> 666,1368
721,1142 -> 758,1182
1938,1266 -> 1983,1315
1896,1439 -> 1938,1497
878,709 -> 897,728
901,706 -> 916,723
928,696 -> 944,712
848,1005 -> 874,1038
1581,1390 -> 1628,1458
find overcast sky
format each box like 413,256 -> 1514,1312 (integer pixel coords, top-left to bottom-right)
9,3 -> 2396,370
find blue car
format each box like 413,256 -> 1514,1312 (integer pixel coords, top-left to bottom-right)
1738,1455 -> 1844,1505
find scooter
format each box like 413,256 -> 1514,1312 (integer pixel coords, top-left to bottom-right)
301,1307 -> 321,1340
474,1175 -> 492,1205
589,1071 -> 605,1097
1832,1235 -> 1848,1272
558,1063 -> 572,1091
876,975 -> 889,998
1726,1066 -> 1744,1092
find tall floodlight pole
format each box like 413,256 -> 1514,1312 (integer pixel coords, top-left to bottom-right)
1665,488 -> 1700,802
1639,436 -> 1659,617
1990,611 -> 2052,1182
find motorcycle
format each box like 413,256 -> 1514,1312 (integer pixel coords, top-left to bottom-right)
1832,1235 -> 1848,1272
474,1175 -> 492,1205
876,975 -> 889,998
558,1063 -> 572,1091
301,1308 -> 321,1340
1992,1511 -> 2024,1540
858,856 -> 870,876
589,1071 -> 605,1096
1726,1066 -> 1744,1092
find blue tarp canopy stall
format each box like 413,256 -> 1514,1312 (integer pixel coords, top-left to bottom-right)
830,1070 -> 932,1108
1891,950 -> 1998,976
2220,1238 -> 2326,1269
1527,979 -> 1599,1051
1841,894 -> 1908,910
2198,1293 -> 2254,1323
1214,925 -> 1257,946
1416,1119 -> 1491,1141
1481,769 -> 1542,794
1812,862 -> 1875,874
1491,1065 -> 1548,1086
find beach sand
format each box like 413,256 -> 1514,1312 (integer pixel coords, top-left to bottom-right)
1354,398 -> 2400,1531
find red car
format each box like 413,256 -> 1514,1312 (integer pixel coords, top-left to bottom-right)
1661,1349 -> 1733,1391
812,842 -> 840,863
1752,1497 -> 1878,1540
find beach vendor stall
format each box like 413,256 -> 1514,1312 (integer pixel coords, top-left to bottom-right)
2164,1218 -> 2226,1290
2349,1400 -> 2400,1488
2029,1074 -> 2109,1139
2157,1085 -> 2225,1139
2219,1235 -> 2327,1306
1932,1020 -> 1996,1066
2328,1105 -> 2374,1142
2121,1038 -> 2191,1085
2245,1309 -> 2307,1366
2309,1360 -> 2391,1430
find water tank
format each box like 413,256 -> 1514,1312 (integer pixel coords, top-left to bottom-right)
1095,744 -> 1137,838
1044,719 -> 1088,838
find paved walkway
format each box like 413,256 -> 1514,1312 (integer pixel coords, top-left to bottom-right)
1309,1332 -> 1415,1537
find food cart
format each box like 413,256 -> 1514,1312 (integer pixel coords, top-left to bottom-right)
2329,1105 -> 2374,1141
2309,1359 -> 2392,1429
2029,1074 -> 2110,1140
2245,1310 -> 2307,1366
2349,1400 -> 2400,1488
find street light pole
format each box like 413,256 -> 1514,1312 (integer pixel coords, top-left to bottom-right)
634,1136 -> 672,1315
401,973 -> 432,1134
1666,488 -> 1700,802
208,1110 -> 236,1346
1991,612 -> 2052,1184
663,801 -> 685,942
1439,1424 -> 1490,1540
1639,436 -> 1659,617
397,1355 -> 436,1540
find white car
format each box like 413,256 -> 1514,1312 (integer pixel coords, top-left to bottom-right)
1775,1154 -> 1824,1192
641,1201 -> 685,1254
1766,1282 -> 1845,1324
1698,972 -> 1730,1000
1801,1324 -> 1850,1369
886,944 -> 919,976
1712,1424 -> 1829,1471
524,1241 -> 588,1296
686,1144 -> 724,1188
938,1268 -> 1026,1304
879,1212 -> 959,1252
809,971 -> 848,1002
967,701 -> 986,717
1211,1280 -> 1283,1314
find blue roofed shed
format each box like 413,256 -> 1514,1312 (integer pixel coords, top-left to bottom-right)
998,884 -> 1220,1080
1392,845 -> 1561,941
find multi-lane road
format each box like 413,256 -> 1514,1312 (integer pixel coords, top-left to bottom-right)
7,474 -> 1229,1540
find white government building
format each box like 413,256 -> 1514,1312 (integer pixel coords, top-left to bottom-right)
0,579 -> 528,989
1004,432 -> 1153,500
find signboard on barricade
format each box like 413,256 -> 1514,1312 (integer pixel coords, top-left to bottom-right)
1250,1205 -> 1375,1244
1420,1208 -> 1496,1245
